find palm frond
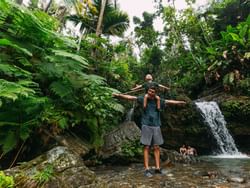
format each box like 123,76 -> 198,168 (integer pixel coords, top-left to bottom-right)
103,10 -> 129,37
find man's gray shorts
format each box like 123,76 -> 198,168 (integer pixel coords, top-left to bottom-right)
140,125 -> 164,146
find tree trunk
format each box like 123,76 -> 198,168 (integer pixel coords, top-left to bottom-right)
15,0 -> 23,5
44,0 -> 53,13
96,0 -> 107,36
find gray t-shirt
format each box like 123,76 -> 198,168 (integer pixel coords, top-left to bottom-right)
137,96 -> 166,126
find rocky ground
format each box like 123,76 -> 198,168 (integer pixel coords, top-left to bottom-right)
90,159 -> 250,188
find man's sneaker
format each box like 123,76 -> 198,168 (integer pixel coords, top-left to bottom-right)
155,168 -> 164,175
144,169 -> 153,177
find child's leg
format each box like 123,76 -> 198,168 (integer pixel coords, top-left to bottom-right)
143,94 -> 148,109
156,95 -> 160,110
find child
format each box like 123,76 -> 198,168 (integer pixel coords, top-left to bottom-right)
131,74 -> 170,110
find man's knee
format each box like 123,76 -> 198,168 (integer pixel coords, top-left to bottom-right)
144,146 -> 150,150
153,145 -> 160,150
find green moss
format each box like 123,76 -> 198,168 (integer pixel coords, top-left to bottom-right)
32,164 -> 54,186
221,98 -> 250,121
0,171 -> 14,188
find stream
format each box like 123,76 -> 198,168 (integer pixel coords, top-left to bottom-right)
91,156 -> 250,188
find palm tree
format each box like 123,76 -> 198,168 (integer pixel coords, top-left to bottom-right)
67,0 -> 129,37
96,0 -> 107,36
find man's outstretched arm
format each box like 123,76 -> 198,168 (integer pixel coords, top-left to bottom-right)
165,99 -> 186,105
131,84 -> 142,91
159,84 -> 170,90
113,93 -> 137,101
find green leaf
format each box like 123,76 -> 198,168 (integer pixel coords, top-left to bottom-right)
58,118 -> 67,129
51,50 -> 89,67
109,103 -> 125,113
49,81 -> 72,98
0,39 -> 32,56
239,24 -> 248,39
0,79 -> 36,101
0,63 -> 32,79
2,131 -> 18,154
229,33 -> 240,42
20,124 -> 31,140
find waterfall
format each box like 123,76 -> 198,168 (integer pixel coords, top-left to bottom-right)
125,101 -> 136,121
195,101 -> 241,155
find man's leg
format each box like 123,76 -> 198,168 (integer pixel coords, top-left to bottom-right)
143,145 -> 150,169
153,145 -> 160,169
143,145 -> 153,177
143,94 -> 149,109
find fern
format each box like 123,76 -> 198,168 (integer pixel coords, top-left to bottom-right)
51,49 -> 89,67
0,79 -> 36,101
0,63 -> 32,79
109,102 -> 125,113
0,38 -> 32,56
49,81 -> 73,98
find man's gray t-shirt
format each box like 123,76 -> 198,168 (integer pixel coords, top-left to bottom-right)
137,96 -> 165,126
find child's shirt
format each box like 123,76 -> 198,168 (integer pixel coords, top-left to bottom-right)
142,81 -> 159,92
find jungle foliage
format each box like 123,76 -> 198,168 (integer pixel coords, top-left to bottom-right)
0,0 -> 130,161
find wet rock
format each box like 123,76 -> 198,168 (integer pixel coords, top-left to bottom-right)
55,132 -> 91,157
4,146 -> 97,188
100,121 -> 141,163
161,148 -> 199,164
227,177 -> 246,183
194,170 -> 218,179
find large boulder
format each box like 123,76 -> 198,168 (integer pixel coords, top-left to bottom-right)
100,121 -> 141,163
4,146 -> 98,188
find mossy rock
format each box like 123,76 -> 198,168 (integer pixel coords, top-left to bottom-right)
220,96 -> 250,122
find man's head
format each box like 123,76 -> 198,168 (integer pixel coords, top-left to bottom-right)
147,87 -> 156,98
145,74 -> 153,82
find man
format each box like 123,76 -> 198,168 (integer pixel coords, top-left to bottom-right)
186,146 -> 198,156
113,86 -> 186,177
179,144 -> 187,155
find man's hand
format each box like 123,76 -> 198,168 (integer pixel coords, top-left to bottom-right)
112,93 -> 120,97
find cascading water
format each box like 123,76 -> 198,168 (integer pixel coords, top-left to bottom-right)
195,101 -> 242,155
125,101 -> 136,121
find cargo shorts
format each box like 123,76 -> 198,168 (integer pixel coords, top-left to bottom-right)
140,125 -> 164,146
